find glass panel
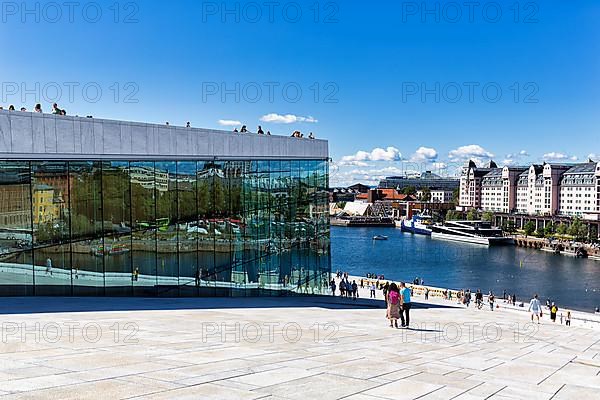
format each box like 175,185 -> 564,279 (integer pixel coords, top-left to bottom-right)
212,161 -> 232,296
0,161 -> 33,295
229,161 -> 246,296
0,157 -> 331,298
176,161 -> 198,296
155,161 -> 179,296
31,161 -> 71,296
102,161 -> 133,296
70,161 -> 104,296
197,161 -> 216,296
130,161 -> 157,296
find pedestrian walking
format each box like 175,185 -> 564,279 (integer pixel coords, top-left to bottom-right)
383,282 -> 389,306
528,294 -> 542,324
370,282 -> 376,298
386,283 -> 401,328
566,311 -> 571,326
45,257 -> 53,276
550,303 -> 558,322
424,288 -> 429,300
351,280 -> 358,300
399,282 -> 412,328
330,279 -> 336,296
489,292 -> 495,311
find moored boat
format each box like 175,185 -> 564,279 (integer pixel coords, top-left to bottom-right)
430,220 -> 514,246
397,215 -> 432,236
373,235 -> 388,241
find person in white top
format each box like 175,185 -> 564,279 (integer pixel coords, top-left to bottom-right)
528,294 -> 542,324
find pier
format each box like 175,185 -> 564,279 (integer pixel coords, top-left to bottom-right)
514,235 -> 600,260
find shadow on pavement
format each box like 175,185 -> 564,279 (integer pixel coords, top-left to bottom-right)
0,295 -> 462,315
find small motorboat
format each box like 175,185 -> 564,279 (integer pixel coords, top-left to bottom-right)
373,235 -> 388,241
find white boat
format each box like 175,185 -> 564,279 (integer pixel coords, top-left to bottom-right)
396,215 -> 433,236
430,220 -> 514,246
373,235 -> 388,241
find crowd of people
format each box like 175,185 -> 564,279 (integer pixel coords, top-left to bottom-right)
329,271 -> 589,329
1,102 -> 67,115
231,125 -> 317,139
1,106 -> 318,140
329,272 -> 359,299
526,294 -> 571,325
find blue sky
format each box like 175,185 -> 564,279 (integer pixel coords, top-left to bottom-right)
1,0 -> 599,185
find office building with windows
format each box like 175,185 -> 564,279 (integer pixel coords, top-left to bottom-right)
0,110 -> 330,297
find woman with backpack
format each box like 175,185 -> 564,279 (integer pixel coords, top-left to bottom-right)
387,283 -> 401,328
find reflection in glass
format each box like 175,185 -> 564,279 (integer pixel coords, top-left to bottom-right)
0,159 -> 330,297
0,161 -> 33,295
102,161 -> 133,296
70,161 -> 104,296
130,161 -> 157,296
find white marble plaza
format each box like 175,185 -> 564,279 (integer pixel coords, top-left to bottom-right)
0,290 -> 599,400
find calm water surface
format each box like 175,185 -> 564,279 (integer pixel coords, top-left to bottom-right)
331,226 -> 600,312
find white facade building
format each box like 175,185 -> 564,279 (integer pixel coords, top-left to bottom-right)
466,159 -> 600,219
481,168 -> 503,212
416,189 -> 454,203
458,160 -> 498,210
559,162 -> 600,220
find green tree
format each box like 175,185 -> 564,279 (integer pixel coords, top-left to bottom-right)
446,210 -> 462,221
502,221 -> 516,234
523,221 -> 536,236
544,222 -> 555,237
419,188 -> 432,202
556,223 -> 568,235
466,210 -> 479,221
482,211 -> 494,222
568,218 -> 588,241
535,228 -> 546,238
590,225 -> 599,243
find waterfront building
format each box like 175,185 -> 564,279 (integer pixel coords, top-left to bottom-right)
480,167 -> 503,212
463,159 -> 600,224
0,110 -> 330,297
417,189 -> 454,203
458,160 -> 498,210
378,171 -> 459,192
559,162 -> 600,219
479,165 -> 528,213
509,163 -> 570,215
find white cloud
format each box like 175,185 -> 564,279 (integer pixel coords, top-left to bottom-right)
588,153 -> 600,161
448,145 -> 494,162
260,113 -> 318,124
338,160 -> 370,167
542,152 -> 578,162
507,150 -> 529,158
410,146 -> 438,162
218,119 -> 241,127
341,147 -> 402,163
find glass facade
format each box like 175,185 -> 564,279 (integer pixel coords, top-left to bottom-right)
0,159 -> 330,297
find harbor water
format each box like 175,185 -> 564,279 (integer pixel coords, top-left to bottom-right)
331,226 -> 600,312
